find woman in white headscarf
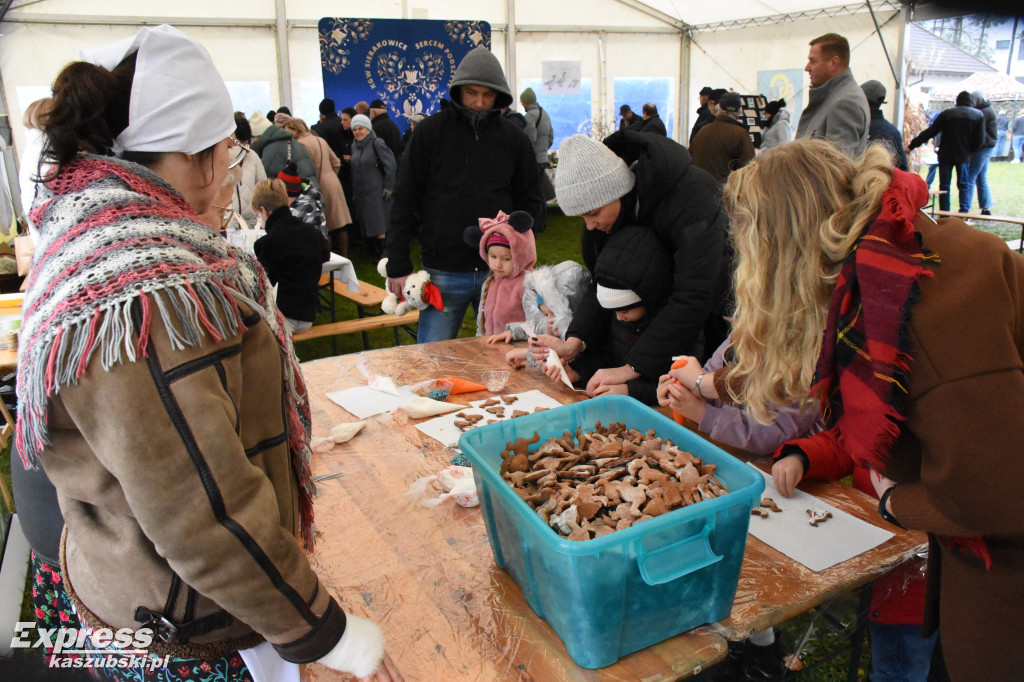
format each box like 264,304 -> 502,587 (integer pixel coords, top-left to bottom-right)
18,24 -> 400,682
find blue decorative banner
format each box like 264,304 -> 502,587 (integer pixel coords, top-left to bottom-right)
318,18 -> 491,133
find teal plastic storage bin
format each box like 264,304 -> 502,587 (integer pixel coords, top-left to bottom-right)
459,395 -> 764,669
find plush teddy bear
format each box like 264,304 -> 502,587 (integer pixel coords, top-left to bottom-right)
377,258 -> 444,316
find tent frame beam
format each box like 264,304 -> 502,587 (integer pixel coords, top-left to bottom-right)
693,0 -> 900,32
611,0 -> 687,30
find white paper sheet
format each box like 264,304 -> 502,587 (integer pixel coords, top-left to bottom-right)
326,385 -> 411,418
746,465 -> 894,572
415,389 -> 564,449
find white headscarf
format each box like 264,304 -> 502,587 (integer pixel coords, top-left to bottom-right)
80,25 -> 234,155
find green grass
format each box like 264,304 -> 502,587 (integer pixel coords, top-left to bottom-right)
916,159 -> 1024,243
293,206 -> 585,362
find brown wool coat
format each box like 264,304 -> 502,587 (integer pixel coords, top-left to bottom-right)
44,296 -> 345,661
885,215 -> 1024,681
689,113 -> 755,186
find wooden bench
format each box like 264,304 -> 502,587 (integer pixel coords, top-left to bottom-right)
932,210 -> 1024,253
295,276 -> 418,349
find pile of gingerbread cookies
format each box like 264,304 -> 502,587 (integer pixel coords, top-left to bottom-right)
499,421 -> 729,541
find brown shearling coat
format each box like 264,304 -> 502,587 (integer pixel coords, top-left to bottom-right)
44,296 -> 345,661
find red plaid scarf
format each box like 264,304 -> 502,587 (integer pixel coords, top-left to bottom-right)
813,169 -> 991,568
813,168 -> 934,470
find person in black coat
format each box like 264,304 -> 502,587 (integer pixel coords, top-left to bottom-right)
549,226 -> 672,404
250,178 -> 329,333
384,46 -> 543,343
619,104 -> 644,132
312,98 -> 348,162
689,86 -> 716,144
369,99 -> 403,163
691,88 -> 726,143
860,80 -> 908,171
640,103 -> 667,136
907,91 -> 984,212
966,90 -> 998,214
534,130 -> 730,398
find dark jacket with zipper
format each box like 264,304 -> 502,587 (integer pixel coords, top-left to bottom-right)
254,206 -> 329,323
567,130 -> 731,375
570,225 -> 672,404
386,101 -> 542,276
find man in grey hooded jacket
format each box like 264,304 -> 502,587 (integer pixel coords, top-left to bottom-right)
521,87 -> 554,232
795,33 -> 869,158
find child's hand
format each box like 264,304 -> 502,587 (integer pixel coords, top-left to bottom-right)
486,331 -> 513,345
542,358 -> 579,384
529,335 -> 582,363
591,383 -> 628,397
657,375 -> 706,423
585,365 -> 639,396
666,356 -> 705,396
772,455 -> 805,498
505,348 -> 527,368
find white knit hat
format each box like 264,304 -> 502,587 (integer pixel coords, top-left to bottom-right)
80,25 -> 234,155
351,114 -> 373,131
554,135 -> 635,216
596,284 -> 642,311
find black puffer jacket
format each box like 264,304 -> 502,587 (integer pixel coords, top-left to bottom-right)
570,226 -> 673,403
567,130 -> 730,378
386,108 -> 541,276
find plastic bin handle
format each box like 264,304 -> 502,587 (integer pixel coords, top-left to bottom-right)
635,522 -> 722,586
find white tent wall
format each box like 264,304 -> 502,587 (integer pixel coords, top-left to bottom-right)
687,9 -> 906,136
0,1 -> 911,222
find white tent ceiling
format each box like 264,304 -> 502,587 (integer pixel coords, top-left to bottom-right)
0,0 -> 925,222
614,0 -> 900,30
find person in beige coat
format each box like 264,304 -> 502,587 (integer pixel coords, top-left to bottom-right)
284,118 -> 352,250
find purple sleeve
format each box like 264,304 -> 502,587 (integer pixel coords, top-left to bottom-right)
698,402 -> 823,456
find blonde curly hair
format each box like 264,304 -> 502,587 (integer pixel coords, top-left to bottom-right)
722,139 -> 895,423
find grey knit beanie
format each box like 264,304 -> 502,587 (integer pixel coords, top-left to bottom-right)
554,135 -> 635,216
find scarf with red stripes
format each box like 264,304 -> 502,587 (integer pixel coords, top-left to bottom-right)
814,168 -> 935,470
16,156 -> 317,551
814,168 -> 990,568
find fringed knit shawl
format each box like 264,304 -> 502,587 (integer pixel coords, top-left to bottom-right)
16,156 -> 317,551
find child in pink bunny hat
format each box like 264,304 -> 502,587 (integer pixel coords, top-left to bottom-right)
464,210 -> 536,336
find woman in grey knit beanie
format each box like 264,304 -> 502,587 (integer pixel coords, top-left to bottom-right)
553,134 -> 635,222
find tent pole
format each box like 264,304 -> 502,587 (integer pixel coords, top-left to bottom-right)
274,0 -> 292,110
894,3 -> 910,133
598,31 -> 608,136
866,0 -> 900,87
505,0 -> 517,106
679,30 -> 689,142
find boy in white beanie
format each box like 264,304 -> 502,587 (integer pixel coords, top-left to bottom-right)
541,225 -> 671,403
531,130 -> 730,395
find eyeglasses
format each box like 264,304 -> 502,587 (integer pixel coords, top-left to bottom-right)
227,138 -> 251,170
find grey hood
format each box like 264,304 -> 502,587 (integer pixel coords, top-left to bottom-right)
449,46 -> 512,109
